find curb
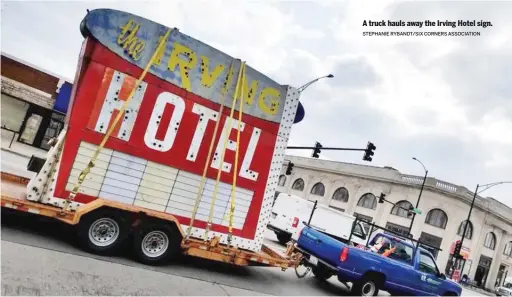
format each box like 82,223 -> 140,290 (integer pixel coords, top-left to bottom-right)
1,147 -> 33,159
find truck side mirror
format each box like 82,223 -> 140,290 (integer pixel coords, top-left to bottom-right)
438,272 -> 446,279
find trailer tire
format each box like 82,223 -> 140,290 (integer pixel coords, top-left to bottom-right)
133,223 -> 181,265
276,232 -> 292,245
78,210 -> 129,255
312,263 -> 334,281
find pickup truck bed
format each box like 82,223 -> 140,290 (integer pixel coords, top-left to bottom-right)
296,225 -> 462,296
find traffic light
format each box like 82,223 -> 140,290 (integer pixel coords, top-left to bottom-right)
453,240 -> 462,258
286,162 -> 294,175
363,142 -> 376,162
312,141 -> 322,158
378,193 -> 386,203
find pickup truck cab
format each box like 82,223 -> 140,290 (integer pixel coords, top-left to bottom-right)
296,225 -> 462,296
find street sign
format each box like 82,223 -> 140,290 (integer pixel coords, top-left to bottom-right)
413,208 -> 422,215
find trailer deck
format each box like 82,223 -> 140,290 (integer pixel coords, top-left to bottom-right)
0,171 -> 298,268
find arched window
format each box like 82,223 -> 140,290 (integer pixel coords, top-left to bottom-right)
310,182 -> 325,196
504,242 -> 512,257
291,178 -> 305,191
484,232 -> 496,250
357,193 -> 377,210
278,175 -> 286,186
390,200 -> 413,218
425,209 -> 448,229
457,220 -> 473,240
332,187 -> 349,202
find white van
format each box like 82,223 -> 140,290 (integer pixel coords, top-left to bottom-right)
267,193 -> 368,246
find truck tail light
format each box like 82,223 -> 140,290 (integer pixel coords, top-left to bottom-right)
340,246 -> 349,262
292,217 -> 299,228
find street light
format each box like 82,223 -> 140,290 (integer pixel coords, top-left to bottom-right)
451,181 -> 512,280
408,157 -> 428,236
297,74 -> 334,93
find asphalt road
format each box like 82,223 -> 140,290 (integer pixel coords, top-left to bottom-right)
1,207 -> 492,296
1,210 -> 353,296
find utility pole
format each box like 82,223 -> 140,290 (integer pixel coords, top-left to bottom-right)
408,157 -> 428,236
451,181 -> 512,281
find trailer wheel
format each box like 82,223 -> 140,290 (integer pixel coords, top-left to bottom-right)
78,210 -> 129,255
312,263 -> 334,281
276,232 -> 292,245
133,223 -> 181,265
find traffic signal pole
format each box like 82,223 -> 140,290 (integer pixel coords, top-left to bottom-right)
287,141 -> 376,161
450,184 -> 479,279
449,181 -> 511,280
408,157 -> 428,238
408,169 -> 428,236
286,146 -> 366,151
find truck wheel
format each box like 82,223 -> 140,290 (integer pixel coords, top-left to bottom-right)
312,263 -> 334,281
78,210 -> 129,255
352,276 -> 380,297
133,223 -> 182,265
276,232 -> 292,245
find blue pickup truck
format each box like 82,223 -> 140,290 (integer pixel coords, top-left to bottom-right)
296,225 -> 462,296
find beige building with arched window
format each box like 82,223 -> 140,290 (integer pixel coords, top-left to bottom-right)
276,155 -> 512,291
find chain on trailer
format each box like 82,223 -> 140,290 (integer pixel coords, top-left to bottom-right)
185,60 -> 236,240
204,61 -> 247,246
60,28 -> 173,215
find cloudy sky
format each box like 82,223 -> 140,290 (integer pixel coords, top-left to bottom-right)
1,0 -> 511,204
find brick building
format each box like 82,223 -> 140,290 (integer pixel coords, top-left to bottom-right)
1,52 -> 73,151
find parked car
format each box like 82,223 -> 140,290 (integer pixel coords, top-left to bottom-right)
496,277 -> 512,296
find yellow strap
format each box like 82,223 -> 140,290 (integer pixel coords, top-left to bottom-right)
186,60 -> 236,239
204,61 -> 246,240
61,28 -> 172,212
228,62 -> 246,237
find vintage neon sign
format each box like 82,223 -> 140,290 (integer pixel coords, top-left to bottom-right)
83,9 -> 286,122
49,9 -> 301,250
89,68 -> 261,182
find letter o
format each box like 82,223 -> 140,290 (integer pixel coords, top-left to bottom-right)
144,92 -> 186,152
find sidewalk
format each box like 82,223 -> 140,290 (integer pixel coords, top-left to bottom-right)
462,285 -> 495,296
0,132 -> 46,179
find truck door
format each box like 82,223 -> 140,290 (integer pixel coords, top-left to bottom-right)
415,251 -> 445,296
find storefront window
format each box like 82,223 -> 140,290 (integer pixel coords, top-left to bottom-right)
1,94 -> 29,132
40,112 -> 65,150
19,114 -> 43,145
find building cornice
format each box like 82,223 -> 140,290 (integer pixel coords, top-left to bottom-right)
1,76 -> 55,109
284,155 -> 512,226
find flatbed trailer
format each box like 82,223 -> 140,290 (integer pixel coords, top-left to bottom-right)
1,171 -> 299,268
0,8 -> 303,270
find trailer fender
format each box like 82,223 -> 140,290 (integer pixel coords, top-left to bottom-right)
69,199 -> 185,238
